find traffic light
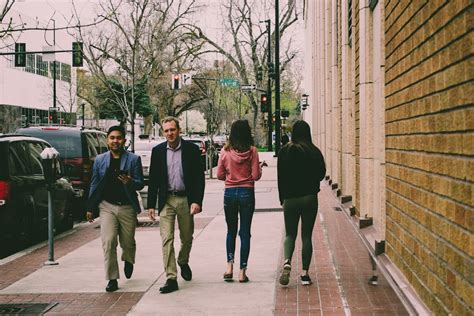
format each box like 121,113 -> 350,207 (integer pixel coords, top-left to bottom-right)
72,42 -> 83,67
256,65 -> 263,81
268,62 -> 275,79
172,74 -> 181,90
260,93 -> 268,112
14,43 -> 26,67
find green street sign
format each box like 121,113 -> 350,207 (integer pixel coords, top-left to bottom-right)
219,79 -> 239,87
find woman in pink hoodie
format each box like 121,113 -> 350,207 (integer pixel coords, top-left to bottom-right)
217,120 -> 262,283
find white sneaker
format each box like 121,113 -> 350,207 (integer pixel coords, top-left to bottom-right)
300,274 -> 312,285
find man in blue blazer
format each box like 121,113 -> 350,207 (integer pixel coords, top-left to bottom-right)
86,125 -> 144,292
147,116 -> 205,294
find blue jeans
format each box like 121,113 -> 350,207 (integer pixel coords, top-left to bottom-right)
223,187 -> 255,269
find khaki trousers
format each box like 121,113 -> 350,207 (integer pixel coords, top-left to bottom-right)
160,195 -> 194,280
99,200 -> 137,280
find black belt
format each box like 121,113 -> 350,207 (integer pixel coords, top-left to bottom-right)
105,199 -> 130,206
168,190 -> 187,197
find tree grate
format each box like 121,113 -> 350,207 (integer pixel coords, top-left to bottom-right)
254,208 -> 283,212
138,221 -> 160,227
0,302 -> 58,315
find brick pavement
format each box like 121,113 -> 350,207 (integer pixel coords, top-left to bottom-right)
274,184 -> 409,315
0,179 -> 411,315
0,214 -> 214,315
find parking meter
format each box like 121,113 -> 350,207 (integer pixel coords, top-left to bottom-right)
40,147 -> 60,184
40,147 -> 60,265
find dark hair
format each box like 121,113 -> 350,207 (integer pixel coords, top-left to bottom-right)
107,125 -> 126,137
289,120 -> 319,155
161,116 -> 180,130
225,119 -> 254,152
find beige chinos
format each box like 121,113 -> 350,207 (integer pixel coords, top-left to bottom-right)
99,200 -> 137,280
159,195 -> 194,280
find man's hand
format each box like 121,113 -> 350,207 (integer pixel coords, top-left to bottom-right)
86,211 -> 94,223
118,174 -> 132,185
148,208 -> 156,221
190,203 -> 201,215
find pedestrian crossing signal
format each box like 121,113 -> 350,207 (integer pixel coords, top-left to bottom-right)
172,74 -> 181,90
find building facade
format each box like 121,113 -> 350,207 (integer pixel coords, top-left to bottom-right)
0,7 -> 78,133
303,0 -> 473,314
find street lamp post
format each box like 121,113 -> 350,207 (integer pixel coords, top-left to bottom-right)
274,0 -> 281,156
52,19 -> 57,120
265,19 -> 273,152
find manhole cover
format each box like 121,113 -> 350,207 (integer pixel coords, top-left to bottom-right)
255,208 -> 283,212
0,302 -> 57,315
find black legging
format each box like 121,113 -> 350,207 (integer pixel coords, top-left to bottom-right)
283,194 -> 318,270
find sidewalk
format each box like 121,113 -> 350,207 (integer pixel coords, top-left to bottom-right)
0,152 -> 409,315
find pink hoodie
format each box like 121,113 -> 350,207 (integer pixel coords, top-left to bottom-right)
217,146 -> 262,187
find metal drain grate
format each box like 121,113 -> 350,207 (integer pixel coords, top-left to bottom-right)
334,207 -> 343,212
138,221 -> 160,227
0,302 -> 58,315
254,208 -> 283,212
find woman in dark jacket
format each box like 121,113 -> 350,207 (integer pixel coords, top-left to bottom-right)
277,120 -> 326,286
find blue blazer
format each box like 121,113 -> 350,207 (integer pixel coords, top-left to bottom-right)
87,150 -> 144,215
147,139 -> 205,213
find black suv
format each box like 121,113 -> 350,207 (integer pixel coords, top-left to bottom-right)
16,126 -> 108,220
0,135 -> 75,258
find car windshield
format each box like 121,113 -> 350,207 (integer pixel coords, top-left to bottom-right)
17,130 -> 82,159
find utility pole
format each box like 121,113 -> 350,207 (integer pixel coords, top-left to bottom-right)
52,20 -> 57,115
265,19 -> 273,152
274,0 -> 281,156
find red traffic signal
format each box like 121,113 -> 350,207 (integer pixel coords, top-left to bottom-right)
172,74 -> 181,90
260,94 -> 268,112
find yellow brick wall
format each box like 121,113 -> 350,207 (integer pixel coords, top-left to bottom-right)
385,0 -> 473,314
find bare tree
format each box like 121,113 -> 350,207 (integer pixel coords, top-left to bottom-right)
188,0 -> 299,131
74,0 -> 204,149
74,0 -> 203,151
0,0 -> 16,39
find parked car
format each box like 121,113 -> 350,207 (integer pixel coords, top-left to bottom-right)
213,134 -> 228,150
133,137 -> 166,185
16,126 -> 108,220
0,135 -> 75,257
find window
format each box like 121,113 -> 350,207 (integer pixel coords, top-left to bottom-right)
97,133 -> 108,153
49,61 -> 60,78
9,142 -> 30,175
85,133 -> 99,158
28,142 -> 46,175
25,54 -> 35,74
35,55 -> 49,77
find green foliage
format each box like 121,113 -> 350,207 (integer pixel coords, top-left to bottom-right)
95,79 -> 152,120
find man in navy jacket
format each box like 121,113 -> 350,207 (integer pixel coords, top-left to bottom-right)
86,125 -> 144,292
147,116 -> 205,294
